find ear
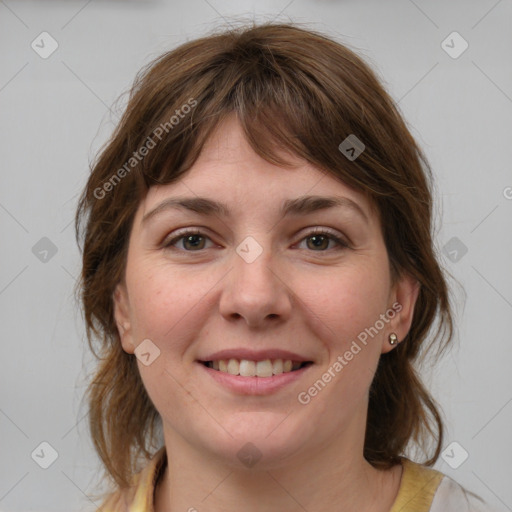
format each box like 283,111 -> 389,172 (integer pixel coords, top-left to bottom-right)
113,282 -> 135,354
381,272 -> 420,354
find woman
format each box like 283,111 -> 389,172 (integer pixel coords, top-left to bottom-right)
76,22 -> 495,511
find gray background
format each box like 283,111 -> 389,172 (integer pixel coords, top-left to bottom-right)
1,0 -> 511,510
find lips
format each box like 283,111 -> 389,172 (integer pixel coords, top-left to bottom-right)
198,348 -> 312,363
198,360 -> 313,395
197,349 -> 314,379
202,358 -> 312,377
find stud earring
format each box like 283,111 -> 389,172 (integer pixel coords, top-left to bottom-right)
389,333 -> 398,345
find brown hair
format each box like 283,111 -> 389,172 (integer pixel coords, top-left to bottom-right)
75,21 -> 454,492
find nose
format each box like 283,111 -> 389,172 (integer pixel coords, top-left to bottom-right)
218,238 -> 293,329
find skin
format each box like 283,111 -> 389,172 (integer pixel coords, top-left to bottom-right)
113,114 -> 420,512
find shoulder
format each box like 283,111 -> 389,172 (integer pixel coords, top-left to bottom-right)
391,458 -> 498,512
430,473 -> 504,512
389,457 -> 445,512
97,447 -> 167,512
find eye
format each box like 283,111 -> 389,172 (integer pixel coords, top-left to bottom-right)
297,228 -> 349,252
162,227 -> 349,253
163,229 -> 214,252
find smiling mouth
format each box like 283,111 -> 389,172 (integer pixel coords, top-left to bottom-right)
200,359 -> 313,377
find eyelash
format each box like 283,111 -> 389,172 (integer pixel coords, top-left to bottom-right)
162,227 -> 349,254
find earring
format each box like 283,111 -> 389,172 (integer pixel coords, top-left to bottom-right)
389,333 -> 398,346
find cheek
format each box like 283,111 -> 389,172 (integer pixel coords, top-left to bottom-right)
293,268 -> 390,424
126,258 -> 215,351
299,262 -> 391,351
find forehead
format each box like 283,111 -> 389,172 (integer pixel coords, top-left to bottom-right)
139,115 -> 375,220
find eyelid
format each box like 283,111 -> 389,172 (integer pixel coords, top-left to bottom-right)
161,227 -> 215,250
301,227 -> 350,249
161,226 -> 351,252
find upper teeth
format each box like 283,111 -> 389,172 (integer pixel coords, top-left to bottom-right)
206,359 -> 303,377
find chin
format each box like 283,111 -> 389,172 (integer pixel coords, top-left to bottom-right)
197,412 -> 314,471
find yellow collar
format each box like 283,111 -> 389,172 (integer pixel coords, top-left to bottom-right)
104,448 -> 444,512
390,457 -> 444,512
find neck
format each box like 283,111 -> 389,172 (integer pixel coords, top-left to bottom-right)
154,414 -> 403,512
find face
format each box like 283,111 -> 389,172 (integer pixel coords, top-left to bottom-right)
114,115 -> 419,469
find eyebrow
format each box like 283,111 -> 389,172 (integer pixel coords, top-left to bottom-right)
142,195 -> 369,225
